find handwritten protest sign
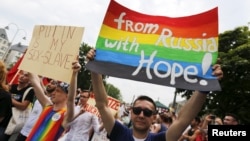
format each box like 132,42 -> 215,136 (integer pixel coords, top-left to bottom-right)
85,93 -> 120,118
86,0 -> 220,91
19,25 -> 84,83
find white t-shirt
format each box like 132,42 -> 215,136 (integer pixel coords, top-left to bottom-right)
133,136 -> 146,141
64,106 -> 100,141
20,100 -> 43,136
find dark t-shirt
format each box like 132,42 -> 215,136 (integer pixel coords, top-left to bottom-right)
159,124 -> 168,133
10,84 -> 34,104
0,89 -> 12,128
108,121 -> 166,141
188,128 -> 195,136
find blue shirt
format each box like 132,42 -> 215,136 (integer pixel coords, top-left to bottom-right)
108,121 -> 166,141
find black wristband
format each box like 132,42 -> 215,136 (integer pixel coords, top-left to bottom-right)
199,91 -> 210,94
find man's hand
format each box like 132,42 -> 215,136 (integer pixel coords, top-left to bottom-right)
86,48 -> 96,61
212,64 -> 223,80
72,61 -> 81,73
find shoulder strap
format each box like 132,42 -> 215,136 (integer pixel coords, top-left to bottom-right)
22,87 -> 33,102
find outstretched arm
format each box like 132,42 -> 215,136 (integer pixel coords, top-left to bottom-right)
87,49 -> 115,135
28,74 -> 52,108
62,61 -> 81,128
166,64 -> 223,141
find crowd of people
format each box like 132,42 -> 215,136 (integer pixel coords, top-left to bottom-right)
117,103 -> 240,141
0,48 -> 238,141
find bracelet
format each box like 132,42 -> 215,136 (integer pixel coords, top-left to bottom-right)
199,91 -> 210,94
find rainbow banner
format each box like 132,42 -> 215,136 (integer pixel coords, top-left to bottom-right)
86,0 -> 220,91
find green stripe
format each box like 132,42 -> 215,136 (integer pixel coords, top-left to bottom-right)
96,37 -> 218,63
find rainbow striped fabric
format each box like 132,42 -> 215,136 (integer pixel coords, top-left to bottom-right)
26,106 -> 66,141
86,0 -> 220,91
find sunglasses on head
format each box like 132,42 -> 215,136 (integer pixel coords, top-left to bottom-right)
58,82 -> 69,94
132,107 -> 155,117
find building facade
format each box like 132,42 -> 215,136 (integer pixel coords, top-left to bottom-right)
0,28 -> 10,60
0,28 -> 28,69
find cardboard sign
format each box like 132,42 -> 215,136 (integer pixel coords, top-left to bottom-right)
19,25 -> 84,83
86,0 -> 220,91
85,93 -> 120,118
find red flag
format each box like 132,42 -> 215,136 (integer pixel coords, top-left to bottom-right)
42,77 -> 50,86
7,55 -> 24,84
6,53 -> 50,86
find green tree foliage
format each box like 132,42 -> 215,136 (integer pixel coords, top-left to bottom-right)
105,83 -> 123,101
77,43 -> 123,101
212,26 -> 250,124
77,43 -> 92,90
175,25 -> 250,124
219,26 -> 249,52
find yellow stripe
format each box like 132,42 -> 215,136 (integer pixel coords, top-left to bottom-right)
99,25 -> 218,52
99,25 -> 159,44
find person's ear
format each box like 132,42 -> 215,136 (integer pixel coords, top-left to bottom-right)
152,114 -> 157,120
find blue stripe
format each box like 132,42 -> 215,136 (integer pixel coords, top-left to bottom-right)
95,49 -> 216,79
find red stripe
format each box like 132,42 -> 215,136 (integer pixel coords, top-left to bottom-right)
102,0 -> 218,37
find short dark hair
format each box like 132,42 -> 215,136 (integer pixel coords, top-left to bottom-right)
133,95 -> 157,112
160,113 -> 173,123
81,90 -> 91,97
225,113 -> 239,123
194,116 -> 201,123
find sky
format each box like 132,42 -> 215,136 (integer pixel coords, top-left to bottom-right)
0,0 -> 249,106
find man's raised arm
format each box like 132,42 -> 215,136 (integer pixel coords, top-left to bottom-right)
87,49 -> 116,135
166,64 -> 223,141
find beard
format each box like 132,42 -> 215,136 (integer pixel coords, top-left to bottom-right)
46,87 -> 55,93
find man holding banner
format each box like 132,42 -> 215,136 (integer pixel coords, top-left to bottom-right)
86,49 -> 223,141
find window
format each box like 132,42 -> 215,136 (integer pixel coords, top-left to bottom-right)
0,46 -> 5,51
0,34 -> 6,39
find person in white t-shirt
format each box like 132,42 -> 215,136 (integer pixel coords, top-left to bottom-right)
63,90 -> 101,141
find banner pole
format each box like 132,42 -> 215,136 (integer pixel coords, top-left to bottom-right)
9,69 -> 20,85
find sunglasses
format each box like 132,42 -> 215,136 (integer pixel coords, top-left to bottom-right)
132,107 -> 155,117
50,80 -> 58,85
80,95 -> 89,99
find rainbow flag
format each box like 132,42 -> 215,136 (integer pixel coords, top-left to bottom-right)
26,106 -> 66,141
86,0 -> 220,91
